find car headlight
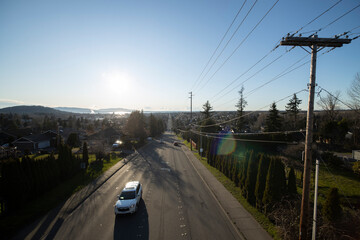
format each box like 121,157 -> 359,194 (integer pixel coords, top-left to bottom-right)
130,204 -> 135,209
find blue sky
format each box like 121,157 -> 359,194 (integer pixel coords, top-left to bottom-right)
0,0 -> 359,111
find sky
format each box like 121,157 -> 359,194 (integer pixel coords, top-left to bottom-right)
0,0 -> 359,112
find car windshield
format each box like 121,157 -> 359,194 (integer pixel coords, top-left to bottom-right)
119,191 -> 136,200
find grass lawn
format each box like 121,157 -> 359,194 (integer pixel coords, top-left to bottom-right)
179,138 -> 281,240
0,154 -> 123,238
294,163 -> 360,208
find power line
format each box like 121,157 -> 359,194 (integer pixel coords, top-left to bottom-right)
194,129 -> 306,136
193,88 -> 307,128
190,129 -> 299,144
213,53 -> 310,109
193,0 -> 258,93
191,0 -> 248,91
317,85 -> 360,115
210,43 -> 279,101
317,2 -> 360,33
289,0 -> 343,37
212,45 -> 294,103
195,0 -> 280,95
300,2 -> 360,36
245,54 -> 310,98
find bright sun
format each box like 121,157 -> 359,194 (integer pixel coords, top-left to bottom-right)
101,70 -> 131,93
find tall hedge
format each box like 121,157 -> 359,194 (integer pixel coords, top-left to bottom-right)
240,151 -> 250,192
255,154 -> 270,209
322,187 -> 342,222
245,152 -> 259,205
287,167 -> 297,196
262,157 -> 286,213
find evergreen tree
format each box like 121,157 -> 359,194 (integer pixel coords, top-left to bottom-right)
201,101 -> 218,133
235,85 -> 247,132
255,154 -> 270,210
83,142 -> 89,168
265,102 -> 282,132
124,110 -> 147,142
285,94 -> 302,129
262,157 -> 286,213
201,100 -> 213,119
322,188 -> 342,222
287,167 -> 297,196
240,152 -> 250,193
149,114 -> 157,137
244,151 -> 259,205
66,133 -> 80,148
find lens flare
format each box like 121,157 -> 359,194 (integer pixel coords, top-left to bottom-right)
216,133 -> 236,155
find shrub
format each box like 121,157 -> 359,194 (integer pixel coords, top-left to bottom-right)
321,152 -> 343,168
322,188 -> 342,222
287,168 -> 297,196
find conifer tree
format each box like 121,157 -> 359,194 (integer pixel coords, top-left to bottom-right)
322,188 -> 342,222
235,85 -> 247,132
265,102 -> 282,132
285,94 -> 302,129
240,151 -> 251,194
287,167 -> 297,196
245,152 -> 259,205
255,154 -> 270,209
83,142 -> 89,168
262,157 -> 286,213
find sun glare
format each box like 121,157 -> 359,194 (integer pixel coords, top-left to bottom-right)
101,71 -> 131,93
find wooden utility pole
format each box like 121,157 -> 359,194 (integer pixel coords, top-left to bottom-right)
280,35 -> 351,240
189,92 -> 193,151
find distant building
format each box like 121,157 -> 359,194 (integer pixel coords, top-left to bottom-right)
12,130 -> 58,153
353,150 -> 360,161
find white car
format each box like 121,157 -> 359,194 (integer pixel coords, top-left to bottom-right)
115,181 -> 142,215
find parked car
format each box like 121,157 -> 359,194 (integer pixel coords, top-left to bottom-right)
115,181 -> 142,215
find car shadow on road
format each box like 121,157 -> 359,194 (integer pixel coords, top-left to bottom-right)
113,199 -> 149,240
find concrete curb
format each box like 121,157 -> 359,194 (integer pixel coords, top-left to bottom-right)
180,145 -> 273,240
64,150 -> 139,215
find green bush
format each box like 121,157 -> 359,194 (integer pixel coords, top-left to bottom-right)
353,161 -> 360,175
321,152 -> 343,167
287,168 -> 297,196
322,187 -> 342,222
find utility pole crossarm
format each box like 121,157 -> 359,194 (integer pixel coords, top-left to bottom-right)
280,37 -> 351,47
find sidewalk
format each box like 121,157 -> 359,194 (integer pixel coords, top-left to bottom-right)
181,146 -> 273,240
14,151 -> 139,240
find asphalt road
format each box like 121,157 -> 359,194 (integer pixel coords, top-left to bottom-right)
48,133 -> 241,240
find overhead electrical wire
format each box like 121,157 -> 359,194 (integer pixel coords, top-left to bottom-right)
210,3 -> 357,106
299,2 -> 360,35
193,0 -> 257,93
317,85 -> 360,115
191,0 -> 248,91
215,31 -> 355,109
189,130 -> 299,144
192,88 -> 307,128
193,129 -> 305,136
289,0 -> 343,37
210,43 -> 280,101
213,53 -> 310,109
194,0 -> 280,95
212,45 -> 295,103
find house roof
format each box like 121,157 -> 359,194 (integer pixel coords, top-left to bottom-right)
13,134 -> 52,144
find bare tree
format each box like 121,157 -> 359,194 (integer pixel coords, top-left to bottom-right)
347,73 -> 360,110
317,90 -> 341,121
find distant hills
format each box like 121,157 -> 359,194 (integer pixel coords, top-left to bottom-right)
0,105 -> 133,115
0,105 -> 64,114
